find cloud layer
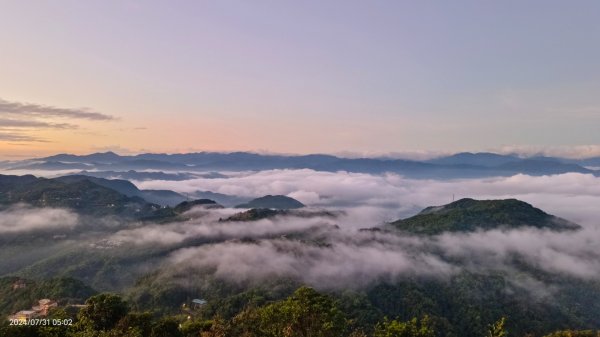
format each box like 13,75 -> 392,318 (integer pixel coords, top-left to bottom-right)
0,98 -> 114,121
110,207 -> 335,246
127,171 -> 600,292
162,217 -> 600,291
2,169 -> 598,296
0,204 -> 78,233
0,98 -> 115,143
135,170 -> 600,226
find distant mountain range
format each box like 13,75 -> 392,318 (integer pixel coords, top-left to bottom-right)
3,151 -> 600,178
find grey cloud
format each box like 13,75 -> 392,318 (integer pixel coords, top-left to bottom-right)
0,118 -> 77,129
0,98 -> 115,143
0,204 -> 78,233
110,207 -> 337,246
162,220 -> 600,292
0,132 -> 46,142
495,144 -> 600,159
0,98 -> 115,121
168,236 -> 456,289
435,227 -> 600,280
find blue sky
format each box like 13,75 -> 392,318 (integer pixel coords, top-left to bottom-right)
0,1 -> 599,157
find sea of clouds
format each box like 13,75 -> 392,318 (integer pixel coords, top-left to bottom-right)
3,170 -> 600,293
135,170 -> 600,226
124,170 -> 600,292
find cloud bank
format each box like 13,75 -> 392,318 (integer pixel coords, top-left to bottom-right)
0,97 -> 115,143
110,208 -> 336,246
126,171 -> 600,291
169,237 -> 455,289
0,98 -> 114,121
0,204 -> 78,233
3,169 -> 598,296
162,220 -> 600,292
135,170 -> 600,226
496,144 -> 600,159
104,205 -> 600,293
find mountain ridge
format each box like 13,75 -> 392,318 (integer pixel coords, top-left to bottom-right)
6,151 -> 596,179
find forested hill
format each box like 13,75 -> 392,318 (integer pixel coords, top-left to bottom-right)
234,195 -> 305,209
390,198 -> 580,234
0,276 -> 96,317
0,174 -> 216,219
0,174 -> 154,217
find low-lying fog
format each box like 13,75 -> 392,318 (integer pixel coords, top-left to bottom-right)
135,170 -> 600,226
2,170 -> 600,295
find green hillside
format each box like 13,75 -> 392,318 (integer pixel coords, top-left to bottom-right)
390,198 -> 580,235
0,174 -> 159,218
235,195 -> 305,209
223,208 -> 338,221
0,276 -> 96,317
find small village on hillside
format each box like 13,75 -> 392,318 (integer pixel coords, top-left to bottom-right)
8,299 -> 58,322
6,279 -> 86,323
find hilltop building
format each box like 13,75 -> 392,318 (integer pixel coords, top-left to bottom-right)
192,298 -> 207,309
32,299 -> 58,316
7,299 -> 58,322
9,310 -> 37,322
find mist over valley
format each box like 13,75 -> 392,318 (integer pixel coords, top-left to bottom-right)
1,152 -> 600,336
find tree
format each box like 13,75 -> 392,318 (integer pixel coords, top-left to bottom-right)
38,308 -> 73,337
348,329 -> 369,337
485,317 -> 507,337
77,293 -> 129,331
114,312 -> 154,336
373,316 -> 435,337
151,317 -> 183,337
200,316 -> 229,337
232,286 -> 347,337
180,319 -> 213,337
230,307 -> 262,337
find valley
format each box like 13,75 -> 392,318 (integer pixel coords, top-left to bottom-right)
1,153 -> 600,336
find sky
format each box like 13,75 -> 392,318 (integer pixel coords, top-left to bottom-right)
1,1 -> 599,159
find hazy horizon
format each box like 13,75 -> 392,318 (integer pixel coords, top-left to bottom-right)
7,146 -> 600,163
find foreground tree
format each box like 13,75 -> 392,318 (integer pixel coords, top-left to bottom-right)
151,317 -> 183,337
267,286 -> 346,337
228,286 -> 347,337
373,316 -> 435,337
77,293 -> 129,332
485,317 -> 507,337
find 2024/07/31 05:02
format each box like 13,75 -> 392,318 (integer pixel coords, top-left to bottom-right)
9,318 -> 73,326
